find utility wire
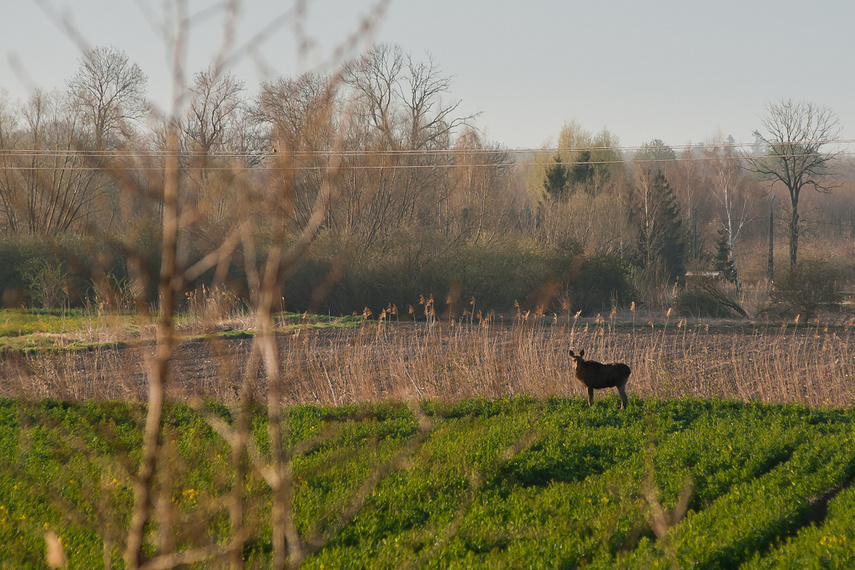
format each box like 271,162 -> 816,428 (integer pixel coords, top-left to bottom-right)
0,138 -> 853,157
0,140 -> 853,171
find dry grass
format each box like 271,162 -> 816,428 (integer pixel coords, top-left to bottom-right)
4,315 -> 853,409
273,317 -> 855,408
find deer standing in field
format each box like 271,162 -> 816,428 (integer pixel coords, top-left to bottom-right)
569,350 -> 631,409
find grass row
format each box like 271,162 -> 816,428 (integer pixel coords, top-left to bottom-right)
5,305 -> 849,355
1,396 -> 854,567
0,309 -> 362,354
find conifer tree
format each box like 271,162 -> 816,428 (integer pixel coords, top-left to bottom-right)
634,170 -> 685,283
713,228 -> 738,283
543,154 -> 569,199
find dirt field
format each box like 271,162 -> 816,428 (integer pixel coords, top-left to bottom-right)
2,322 -> 853,407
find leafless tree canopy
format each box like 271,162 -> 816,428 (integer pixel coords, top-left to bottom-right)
0,89 -> 101,234
746,99 -> 841,266
66,46 -> 149,149
185,67 -> 245,155
702,137 -> 760,281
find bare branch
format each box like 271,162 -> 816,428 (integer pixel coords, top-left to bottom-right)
745,99 -> 841,266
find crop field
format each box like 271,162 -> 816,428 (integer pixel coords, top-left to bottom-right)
1,397 -> 855,568
1,309 -> 855,567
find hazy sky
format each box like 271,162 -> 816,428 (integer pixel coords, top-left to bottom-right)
2,0 -> 853,150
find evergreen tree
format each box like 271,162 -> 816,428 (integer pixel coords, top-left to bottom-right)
572,149 -> 595,191
543,154 -> 569,199
655,172 -> 685,282
634,170 -> 686,283
713,228 -> 738,282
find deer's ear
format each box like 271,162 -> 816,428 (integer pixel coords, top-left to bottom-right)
579,349 -> 585,357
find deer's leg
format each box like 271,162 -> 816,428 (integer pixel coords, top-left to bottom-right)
617,385 -> 628,409
587,386 -> 594,407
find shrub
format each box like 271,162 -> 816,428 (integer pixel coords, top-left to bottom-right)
19,259 -> 69,310
675,278 -> 748,318
288,231 -> 581,315
674,288 -> 733,318
564,255 -> 637,315
0,235 -> 138,309
770,259 -> 841,319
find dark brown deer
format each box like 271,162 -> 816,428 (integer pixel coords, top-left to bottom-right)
569,350 -> 631,409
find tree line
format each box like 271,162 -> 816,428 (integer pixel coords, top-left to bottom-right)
0,45 -> 851,315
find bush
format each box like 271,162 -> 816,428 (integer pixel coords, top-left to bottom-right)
0,234 -> 156,309
674,288 -> 734,318
19,259 -> 68,310
564,255 -> 637,315
286,231 -> 582,316
675,278 -> 747,318
770,259 -> 841,319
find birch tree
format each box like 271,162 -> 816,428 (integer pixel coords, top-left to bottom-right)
704,137 -> 758,282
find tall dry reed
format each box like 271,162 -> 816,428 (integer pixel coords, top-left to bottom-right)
7,316 -> 853,408
269,318 -> 855,408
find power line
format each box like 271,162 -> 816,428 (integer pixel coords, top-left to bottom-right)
1,137 -> 854,156
1,137 -> 853,155
0,139 -> 853,171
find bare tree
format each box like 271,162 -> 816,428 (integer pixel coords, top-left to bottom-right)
0,89 -> 102,234
0,93 -> 23,232
343,44 -> 404,148
254,73 -> 338,233
746,99 -> 841,267
119,2 -> 393,568
338,44 -> 472,248
185,67 -> 245,155
401,51 -> 467,150
66,46 -> 149,149
666,145 -> 705,260
449,127 -> 518,243
183,67 -> 247,229
703,137 -> 758,281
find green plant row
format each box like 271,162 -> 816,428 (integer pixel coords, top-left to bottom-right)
0,397 -> 854,567
744,483 -> 855,568
628,426 -> 855,568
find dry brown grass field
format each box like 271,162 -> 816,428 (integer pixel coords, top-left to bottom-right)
4,314 -> 854,409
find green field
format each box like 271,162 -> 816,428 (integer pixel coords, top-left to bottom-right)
0,308 -> 363,354
2,396 -> 854,568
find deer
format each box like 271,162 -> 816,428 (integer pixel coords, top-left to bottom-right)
568,350 -> 631,409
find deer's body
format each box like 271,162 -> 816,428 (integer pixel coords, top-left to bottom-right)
569,350 -> 631,409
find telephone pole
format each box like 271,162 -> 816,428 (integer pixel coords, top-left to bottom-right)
767,195 -> 775,285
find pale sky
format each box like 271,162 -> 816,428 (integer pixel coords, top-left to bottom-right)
2,0 -> 853,150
